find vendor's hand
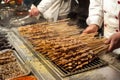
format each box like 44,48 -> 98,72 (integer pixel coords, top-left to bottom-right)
4,0 -> 10,3
29,7 -> 40,16
83,24 -> 99,33
105,32 -> 120,52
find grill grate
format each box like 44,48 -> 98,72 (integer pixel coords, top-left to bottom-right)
49,57 -> 108,77
13,28 -> 108,78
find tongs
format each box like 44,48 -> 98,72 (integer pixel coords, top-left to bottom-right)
10,15 -> 30,25
10,15 -> 30,23
18,15 -> 30,21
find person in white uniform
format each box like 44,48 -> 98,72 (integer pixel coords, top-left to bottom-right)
83,0 -> 120,54
29,0 -> 71,22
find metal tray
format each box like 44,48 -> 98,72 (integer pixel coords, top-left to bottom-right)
11,28 -> 108,77
0,49 -> 30,80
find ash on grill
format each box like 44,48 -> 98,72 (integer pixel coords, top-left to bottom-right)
18,21 -> 108,73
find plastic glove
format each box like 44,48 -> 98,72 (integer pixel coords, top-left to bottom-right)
29,7 -> 40,16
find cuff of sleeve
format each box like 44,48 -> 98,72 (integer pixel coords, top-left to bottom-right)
30,4 -> 36,9
37,6 -> 46,14
86,16 -> 103,28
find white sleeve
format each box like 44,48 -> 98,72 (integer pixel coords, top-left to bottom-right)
37,0 -> 57,13
86,0 -> 103,28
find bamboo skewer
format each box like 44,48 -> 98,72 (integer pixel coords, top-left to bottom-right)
18,21 -> 109,72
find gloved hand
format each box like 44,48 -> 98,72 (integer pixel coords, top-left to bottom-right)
105,32 -> 120,52
4,0 -> 10,3
29,7 -> 40,16
83,24 -> 99,33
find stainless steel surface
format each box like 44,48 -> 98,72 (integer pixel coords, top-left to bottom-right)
67,66 -> 120,80
6,28 -> 120,80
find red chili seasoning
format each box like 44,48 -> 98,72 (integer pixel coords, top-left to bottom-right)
11,76 -> 37,80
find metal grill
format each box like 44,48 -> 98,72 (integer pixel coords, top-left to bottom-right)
48,57 -> 108,77
12,28 -> 108,78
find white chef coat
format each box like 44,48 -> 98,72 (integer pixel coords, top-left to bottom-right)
87,0 -> 120,54
31,0 -> 71,22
